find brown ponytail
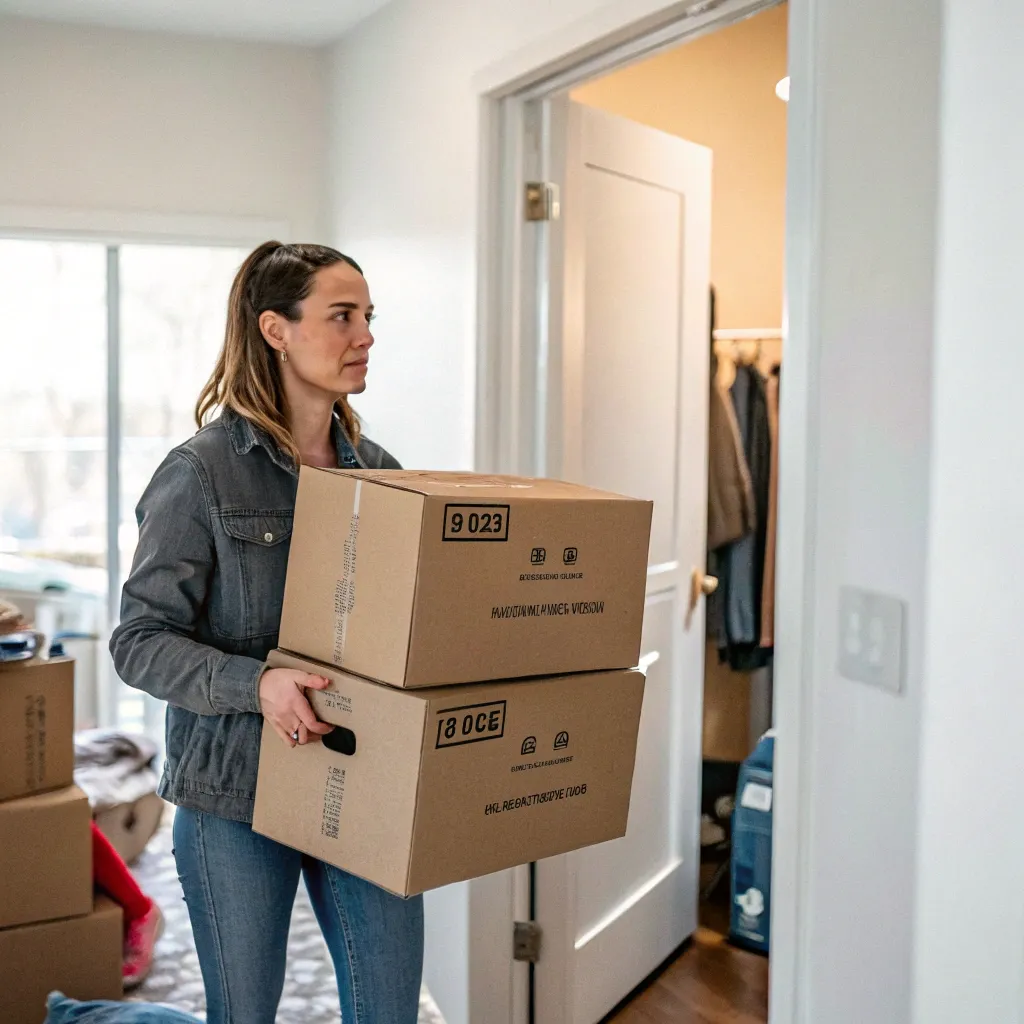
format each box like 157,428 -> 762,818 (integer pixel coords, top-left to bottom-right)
195,241 -> 363,465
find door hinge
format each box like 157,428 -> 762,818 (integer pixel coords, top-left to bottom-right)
525,182 -> 560,222
513,920 -> 542,962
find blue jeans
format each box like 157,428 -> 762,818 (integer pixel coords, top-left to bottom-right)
172,808 -> 424,1024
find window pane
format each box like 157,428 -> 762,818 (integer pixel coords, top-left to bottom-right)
0,240 -> 108,584
0,239 -> 109,728
118,244 -> 246,733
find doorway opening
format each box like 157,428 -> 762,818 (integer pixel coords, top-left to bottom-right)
473,0 -> 810,1021
571,7 -> 786,1020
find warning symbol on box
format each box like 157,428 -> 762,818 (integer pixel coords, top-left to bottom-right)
554,731 -> 569,751
521,736 -> 537,756
562,547 -> 578,565
531,548 -> 547,565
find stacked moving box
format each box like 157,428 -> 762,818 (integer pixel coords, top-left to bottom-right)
253,469 -> 654,896
0,658 -> 122,1023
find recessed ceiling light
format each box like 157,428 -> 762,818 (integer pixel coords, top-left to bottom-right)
776,76 -> 790,102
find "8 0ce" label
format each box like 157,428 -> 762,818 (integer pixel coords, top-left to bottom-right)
435,700 -> 507,749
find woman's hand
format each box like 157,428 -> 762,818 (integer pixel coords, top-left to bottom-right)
259,668 -> 335,747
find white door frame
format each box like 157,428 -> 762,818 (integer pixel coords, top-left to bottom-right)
469,0 -> 822,1022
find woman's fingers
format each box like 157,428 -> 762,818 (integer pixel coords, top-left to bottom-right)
261,673 -> 333,747
294,694 -> 334,735
270,719 -> 296,747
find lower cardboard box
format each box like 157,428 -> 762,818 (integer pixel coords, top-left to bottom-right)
0,896 -> 123,1023
0,784 -> 92,929
253,649 -> 646,897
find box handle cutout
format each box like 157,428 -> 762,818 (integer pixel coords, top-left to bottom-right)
323,727 -> 357,756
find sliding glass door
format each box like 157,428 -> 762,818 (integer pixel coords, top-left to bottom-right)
0,236 -> 247,738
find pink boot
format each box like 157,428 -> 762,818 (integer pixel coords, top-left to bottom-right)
123,901 -> 164,991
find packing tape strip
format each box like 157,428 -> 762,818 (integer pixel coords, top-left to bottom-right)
333,480 -> 362,664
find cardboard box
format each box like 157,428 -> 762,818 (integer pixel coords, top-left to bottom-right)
0,785 -> 92,929
94,792 -> 165,865
279,469 -> 653,687
702,648 -> 754,763
253,649 -> 646,896
0,657 -> 75,801
0,897 -> 123,1023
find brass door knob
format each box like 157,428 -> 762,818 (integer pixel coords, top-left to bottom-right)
690,569 -> 720,610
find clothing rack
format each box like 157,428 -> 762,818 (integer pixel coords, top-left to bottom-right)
712,328 -> 783,367
712,328 -> 784,341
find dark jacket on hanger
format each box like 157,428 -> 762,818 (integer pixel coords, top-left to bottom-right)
719,363 -> 772,671
760,368 -> 781,648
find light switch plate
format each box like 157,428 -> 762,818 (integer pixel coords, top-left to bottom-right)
837,587 -> 906,694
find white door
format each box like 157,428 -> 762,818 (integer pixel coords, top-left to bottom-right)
533,100 -> 713,1024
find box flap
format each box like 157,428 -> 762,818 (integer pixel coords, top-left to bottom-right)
0,655 -> 74,673
314,467 -> 643,502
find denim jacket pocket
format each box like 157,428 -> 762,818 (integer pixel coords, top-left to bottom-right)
221,513 -> 293,547
219,512 -> 293,639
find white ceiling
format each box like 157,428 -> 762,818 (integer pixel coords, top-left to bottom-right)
0,0 -> 395,45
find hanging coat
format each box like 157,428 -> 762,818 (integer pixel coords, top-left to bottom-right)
760,369 -> 780,648
720,363 -> 772,671
707,368 -> 756,550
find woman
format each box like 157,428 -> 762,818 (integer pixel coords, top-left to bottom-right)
110,242 -> 423,1024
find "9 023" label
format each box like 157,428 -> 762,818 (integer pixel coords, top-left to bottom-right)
442,503 -> 510,542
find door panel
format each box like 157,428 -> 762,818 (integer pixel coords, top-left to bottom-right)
535,99 -> 712,1024
580,168 -> 684,567
574,595 -> 678,937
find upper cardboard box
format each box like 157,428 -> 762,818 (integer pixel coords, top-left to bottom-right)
0,658 -> 75,802
279,469 -> 653,687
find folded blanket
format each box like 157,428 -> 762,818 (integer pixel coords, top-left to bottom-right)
45,993 -> 201,1023
74,730 -> 160,811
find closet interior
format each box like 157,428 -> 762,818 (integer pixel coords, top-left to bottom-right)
573,0 -> 789,951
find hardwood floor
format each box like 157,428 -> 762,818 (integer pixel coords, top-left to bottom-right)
606,928 -> 768,1024
604,861 -> 768,1024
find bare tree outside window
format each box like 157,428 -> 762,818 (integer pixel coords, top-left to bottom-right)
119,245 -> 247,588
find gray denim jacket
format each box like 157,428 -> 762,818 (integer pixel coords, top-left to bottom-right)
110,409 -> 400,823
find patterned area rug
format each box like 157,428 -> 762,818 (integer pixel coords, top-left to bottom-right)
126,810 -> 444,1023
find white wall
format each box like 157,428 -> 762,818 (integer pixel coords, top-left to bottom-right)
327,0 -> 706,468
423,883 -> 469,1023
0,16 -> 329,240
794,0 -> 940,1019
912,1 -> 1024,1020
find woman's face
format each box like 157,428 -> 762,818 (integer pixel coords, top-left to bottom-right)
265,261 -> 375,397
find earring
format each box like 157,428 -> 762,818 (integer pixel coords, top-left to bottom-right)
281,351 -> 288,362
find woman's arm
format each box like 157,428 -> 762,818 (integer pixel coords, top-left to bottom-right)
110,450 -> 263,717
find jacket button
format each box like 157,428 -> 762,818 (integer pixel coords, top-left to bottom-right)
264,532 -> 273,542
